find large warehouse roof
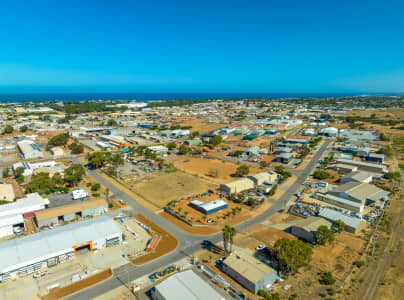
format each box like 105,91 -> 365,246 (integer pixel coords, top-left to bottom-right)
155,270 -> 225,300
0,216 -> 121,273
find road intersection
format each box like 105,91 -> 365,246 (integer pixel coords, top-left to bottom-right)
68,139 -> 332,299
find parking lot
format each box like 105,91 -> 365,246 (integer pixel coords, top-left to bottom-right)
48,191 -> 79,208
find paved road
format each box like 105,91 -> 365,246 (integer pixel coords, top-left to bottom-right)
67,139 -> 332,299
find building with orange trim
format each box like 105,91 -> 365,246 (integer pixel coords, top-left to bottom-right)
0,216 -> 122,282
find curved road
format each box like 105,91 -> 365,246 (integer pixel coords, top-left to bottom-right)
68,139 -> 332,299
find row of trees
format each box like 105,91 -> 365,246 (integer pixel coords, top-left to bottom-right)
87,152 -> 124,169
25,164 -> 85,194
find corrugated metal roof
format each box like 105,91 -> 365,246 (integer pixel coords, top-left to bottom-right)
155,270 -> 225,300
35,199 -> 107,221
0,216 -> 121,273
318,207 -> 361,228
223,248 -> 276,284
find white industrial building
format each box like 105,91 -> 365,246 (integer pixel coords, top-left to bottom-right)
17,140 -> 43,159
0,216 -> 122,282
0,193 -> 48,238
189,200 -> 228,215
152,269 -> 225,300
13,161 -> 59,177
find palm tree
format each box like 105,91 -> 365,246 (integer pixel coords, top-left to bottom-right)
105,188 -> 110,204
229,226 -> 236,253
222,225 -> 231,256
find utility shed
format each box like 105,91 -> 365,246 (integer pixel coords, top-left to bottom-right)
222,248 -> 277,294
34,199 -> 108,228
152,269 -> 225,300
220,178 -> 254,194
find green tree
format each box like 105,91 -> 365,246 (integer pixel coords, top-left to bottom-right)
106,119 -> 118,126
69,142 -> 84,154
235,164 -> 249,177
19,125 -> 28,132
87,152 -> 107,168
315,225 -> 335,245
47,133 -> 69,150
319,272 -> 336,285
14,166 -> 25,178
313,170 -> 330,180
232,150 -> 243,157
167,142 -> 177,150
3,125 -> 13,134
379,133 -> 390,141
222,225 -> 236,255
51,173 -> 64,185
268,184 -> 278,196
105,187 -> 110,204
273,238 -> 313,274
178,144 -> 190,155
2,168 -> 9,178
63,164 -> 85,187
91,183 -> 101,191
25,172 -> 55,194
209,135 -> 223,147
333,220 -> 345,233
107,166 -> 117,176
110,153 -> 124,166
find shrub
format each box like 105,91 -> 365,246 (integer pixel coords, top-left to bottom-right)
320,272 -> 336,285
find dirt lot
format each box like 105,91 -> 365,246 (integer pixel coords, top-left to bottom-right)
0,177 -> 23,199
235,223 -> 296,249
127,171 -> 215,210
172,156 -> 261,184
179,118 -> 226,133
42,269 -> 112,300
131,214 -> 178,265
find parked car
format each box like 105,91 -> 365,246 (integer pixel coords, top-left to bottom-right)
149,272 -> 160,280
256,244 -> 266,251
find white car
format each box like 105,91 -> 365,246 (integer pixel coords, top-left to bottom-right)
256,244 -> 266,251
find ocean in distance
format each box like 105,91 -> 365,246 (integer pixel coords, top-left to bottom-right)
0,92 -> 362,103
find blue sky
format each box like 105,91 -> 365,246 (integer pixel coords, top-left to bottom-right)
0,0 -> 403,93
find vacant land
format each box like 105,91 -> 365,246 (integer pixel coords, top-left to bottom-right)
179,118 -> 226,133
127,171 -> 215,209
172,156 -> 260,183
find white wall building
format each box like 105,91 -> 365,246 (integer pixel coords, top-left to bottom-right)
17,140 -> 43,159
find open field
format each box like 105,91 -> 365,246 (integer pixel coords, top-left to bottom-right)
127,171 -> 215,209
131,215 -> 178,265
179,118 -> 227,133
172,156 -> 261,183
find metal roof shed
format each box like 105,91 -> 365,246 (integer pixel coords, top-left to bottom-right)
153,269 -> 225,300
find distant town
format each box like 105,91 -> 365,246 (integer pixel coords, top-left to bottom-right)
0,95 -> 402,300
